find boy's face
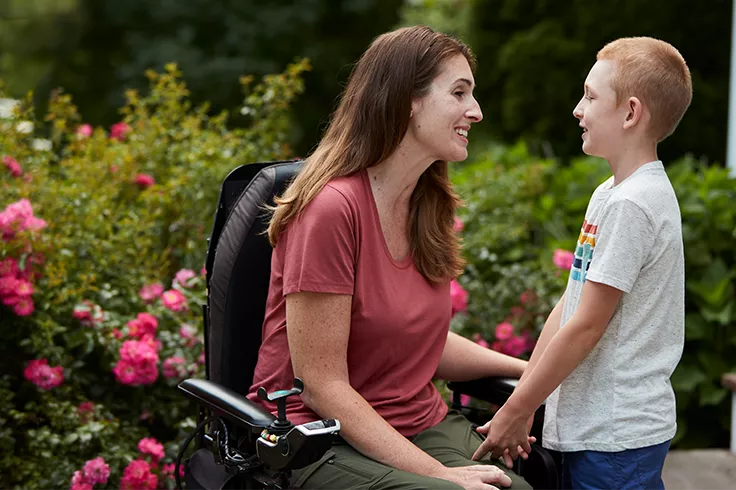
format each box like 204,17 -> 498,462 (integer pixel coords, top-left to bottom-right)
573,60 -> 628,159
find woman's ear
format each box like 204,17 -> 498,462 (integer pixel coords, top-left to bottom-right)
623,96 -> 644,129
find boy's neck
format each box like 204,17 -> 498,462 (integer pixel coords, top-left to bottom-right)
607,143 -> 659,186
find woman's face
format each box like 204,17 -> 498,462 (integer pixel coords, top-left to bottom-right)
408,54 -> 483,163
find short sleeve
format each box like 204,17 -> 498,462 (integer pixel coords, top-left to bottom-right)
586,198 -> 654,293
282,185 -> 356,296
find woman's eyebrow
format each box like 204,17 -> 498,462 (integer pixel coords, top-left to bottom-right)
455,78 -> 474,88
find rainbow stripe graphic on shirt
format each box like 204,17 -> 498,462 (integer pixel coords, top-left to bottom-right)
571,220 -> 597,282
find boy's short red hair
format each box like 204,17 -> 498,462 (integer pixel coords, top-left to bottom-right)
597,37 -> 692,142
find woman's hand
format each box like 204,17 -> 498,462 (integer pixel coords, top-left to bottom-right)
434,464 -> 512,490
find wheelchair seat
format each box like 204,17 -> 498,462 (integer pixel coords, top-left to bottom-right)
177,160 -> 560,489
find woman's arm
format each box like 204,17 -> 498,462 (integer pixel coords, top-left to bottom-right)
286,291 -> 511,489
435,331 -> 526,382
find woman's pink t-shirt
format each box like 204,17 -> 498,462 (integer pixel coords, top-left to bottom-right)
246,170 -> 450,437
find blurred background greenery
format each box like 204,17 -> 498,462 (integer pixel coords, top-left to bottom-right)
0,0 -> 731,164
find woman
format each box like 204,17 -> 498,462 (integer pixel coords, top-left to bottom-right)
246,26 -> 532,490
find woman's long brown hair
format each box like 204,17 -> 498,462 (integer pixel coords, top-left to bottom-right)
268,26 -> 474,283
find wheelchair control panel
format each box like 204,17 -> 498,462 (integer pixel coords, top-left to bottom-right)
255,378 -> 341,471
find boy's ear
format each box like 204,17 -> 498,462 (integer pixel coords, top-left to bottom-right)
623,96 -> 644,130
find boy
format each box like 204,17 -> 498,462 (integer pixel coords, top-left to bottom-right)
472,37 -> 692,489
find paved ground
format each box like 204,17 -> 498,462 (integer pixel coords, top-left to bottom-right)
662,449 -> 736,489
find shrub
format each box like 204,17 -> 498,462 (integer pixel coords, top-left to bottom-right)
0,59 -> 308,489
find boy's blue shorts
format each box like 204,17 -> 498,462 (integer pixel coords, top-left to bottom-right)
561,440 -> 670,490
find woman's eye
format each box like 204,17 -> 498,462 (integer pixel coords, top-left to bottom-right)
454,91 -> 465,98
585,94 -> 593,100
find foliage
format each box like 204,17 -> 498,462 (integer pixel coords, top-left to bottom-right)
0,60 -> 307,489
451,143 -> 736,449
0,0 -> 404,156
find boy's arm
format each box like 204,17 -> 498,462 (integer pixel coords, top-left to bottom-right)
473,279 -> 622,461
516,292 -> 566,389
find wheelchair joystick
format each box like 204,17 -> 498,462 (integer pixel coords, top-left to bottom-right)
256,377 -> 304,435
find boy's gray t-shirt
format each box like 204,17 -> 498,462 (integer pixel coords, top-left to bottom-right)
542,161 -> 685,452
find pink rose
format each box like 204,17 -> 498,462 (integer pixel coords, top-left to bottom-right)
553,249 -> 574,270
138,437 -> 165,463
133,173 -> 155,188
453,216 -> 464,233
82,456 -> 110,485
76,124 -> 93,138
110,122 -> 131,141
138,282 -> 164,302
127,312 -> 158,339
23,359 -> 64,390
113,340 -> 159,385
173,268 -> 196,288
70,470 -> 92,490
12,296 -> 34,316
460,394 -> 471,406
161,289 -> 187,312
494,322 -> 514,341
73,301 -> 105,327
472,333 -> 489,349
503,335 -> 527,357
450,279 -> 468,316
179,323 -> 199,346
3,155 -> 22,177
520,289 -> 536,305
163,356 -> 188,379
0,258 -> 19,277
120,459 -> 158,490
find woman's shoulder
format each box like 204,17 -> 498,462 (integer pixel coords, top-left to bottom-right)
322,170 -> 367,204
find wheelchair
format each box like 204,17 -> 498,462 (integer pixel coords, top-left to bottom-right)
176,160 -> 561,489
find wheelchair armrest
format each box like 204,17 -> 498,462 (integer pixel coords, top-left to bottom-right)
178,378 -> 276,430
447,377 -> 519,406
448,376 -> 546,441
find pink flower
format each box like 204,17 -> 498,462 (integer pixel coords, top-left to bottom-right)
453,216 -> 464,233
494,322 -> 514,341
120,459 -> 158,490
460,394 -> 471,406
197,351 -> 205,365
138,282 -> 164,302
0,258 -> 19,277
77,401 -> 95,422
71,470 -> 86,486
522,330 -> 537,352
83,457 -> 110,485
138,437 -> 165,463
163,356 -> 188,379
71,481 -> 93,490
113,340 -> 159,386
472,333 -> 489,349
0,198 -> 46,240
520,289 -> 536,305
553,249 -> 574,270
200,267 -> 206,276
134,173 -> 155,188
110,122 -> 131,141
161,289 -> 187,312
509,306 -> 524,319
12,296 -> 34,316
127,312 -> 158,339
450,279 -> 468,316
173,268 -> 196,288
179,323 -> 199,346
3,155 -> 22,177
23,359 -> 64,390
504,335 -> 527,357
73,301 -> 105,326
76,124 -> 93,138
491,340 -> 503,352
162,463 -> 185,479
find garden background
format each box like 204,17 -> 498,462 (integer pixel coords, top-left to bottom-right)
1,0 -> 734,488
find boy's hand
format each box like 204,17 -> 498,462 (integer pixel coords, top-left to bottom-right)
472,404 -> 534,464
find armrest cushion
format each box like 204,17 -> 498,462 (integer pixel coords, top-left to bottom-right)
447,377 -> 519,406
178,378 -> 276,429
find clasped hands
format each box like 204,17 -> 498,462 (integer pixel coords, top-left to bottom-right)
471,402 -> 536,469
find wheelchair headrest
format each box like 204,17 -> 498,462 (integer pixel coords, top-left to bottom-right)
207,160 -> 302,395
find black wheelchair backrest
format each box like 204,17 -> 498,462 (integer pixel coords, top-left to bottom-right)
205,160 -> 302,396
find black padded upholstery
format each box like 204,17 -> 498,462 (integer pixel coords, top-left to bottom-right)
207,160 -> 302,396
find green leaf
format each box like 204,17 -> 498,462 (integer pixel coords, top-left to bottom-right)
700,301 -> 733,326
698,382 -> 728,407
671,363 -> 708,392
696,350 -> 730,379
684,313 -> 710,340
